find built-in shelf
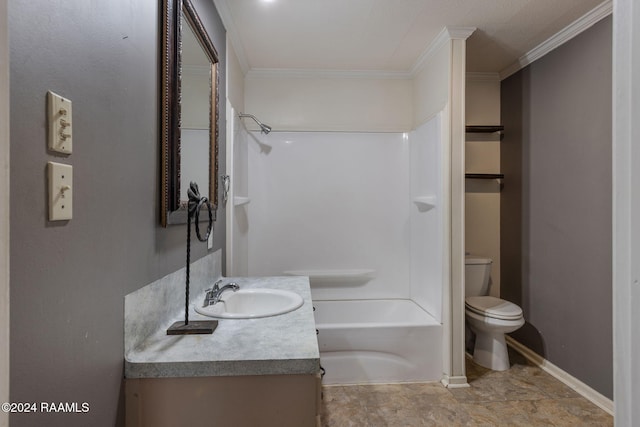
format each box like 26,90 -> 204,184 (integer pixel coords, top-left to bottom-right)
465,173 -> 504,179
412,196 -> 436,212
283,269 -> 375,280
465,125 -> 504,133
466,125 -> 504,142
233,196 -> 251,206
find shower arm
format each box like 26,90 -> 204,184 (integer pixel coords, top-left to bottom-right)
238,113 -> 272,134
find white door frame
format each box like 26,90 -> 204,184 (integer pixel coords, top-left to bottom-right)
613,0 -> 639,424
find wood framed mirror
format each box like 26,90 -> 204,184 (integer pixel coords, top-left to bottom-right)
160,0 -> 219,226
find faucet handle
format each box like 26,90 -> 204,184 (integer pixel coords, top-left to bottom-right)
205,279 -> 223,295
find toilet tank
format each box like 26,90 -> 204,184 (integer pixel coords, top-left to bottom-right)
465,256 -> 492,297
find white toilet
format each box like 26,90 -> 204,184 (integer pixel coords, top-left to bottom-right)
465,256 -> 524,371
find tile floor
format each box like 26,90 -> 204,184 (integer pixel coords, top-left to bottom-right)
320,350 -> 613,426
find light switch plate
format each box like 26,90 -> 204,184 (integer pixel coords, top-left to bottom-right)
47,91 -> 72,154
48,162 -> 73,221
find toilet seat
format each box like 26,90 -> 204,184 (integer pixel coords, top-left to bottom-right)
465,296 -> 522,321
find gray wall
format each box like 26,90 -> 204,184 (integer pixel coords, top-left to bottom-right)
501,17 -> 612,398
9,1 -> 226,425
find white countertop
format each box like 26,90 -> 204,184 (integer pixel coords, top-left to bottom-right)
124,276 -> 320,378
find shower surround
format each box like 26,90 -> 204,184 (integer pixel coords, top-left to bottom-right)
233,113 -> 445,384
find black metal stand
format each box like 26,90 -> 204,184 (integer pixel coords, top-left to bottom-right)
167,182 -> 217,336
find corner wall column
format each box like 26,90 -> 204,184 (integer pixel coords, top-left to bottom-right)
442,27 -> 475,388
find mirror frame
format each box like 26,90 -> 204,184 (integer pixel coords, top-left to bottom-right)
160,0 -> 219,226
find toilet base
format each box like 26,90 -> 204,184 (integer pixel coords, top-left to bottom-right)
472,331 -> 510,371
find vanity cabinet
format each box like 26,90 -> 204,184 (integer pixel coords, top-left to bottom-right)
126,373 -> 321,427
124,275 -> 321,427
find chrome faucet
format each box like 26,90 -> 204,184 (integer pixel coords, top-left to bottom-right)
203,280 -> 240,307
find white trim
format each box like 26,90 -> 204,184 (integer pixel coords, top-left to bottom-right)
612,0 -> 639,424
440,103 -> 453,387
446,27 -> 478,40
410,26 -> 475,77
224,101 -> 235,275
500,0 -> 612,80
441,374 -> 470,389
448,37 -> 469,388
505,337 -> 614,416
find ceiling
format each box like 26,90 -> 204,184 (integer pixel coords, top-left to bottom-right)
213,0 -> 607,76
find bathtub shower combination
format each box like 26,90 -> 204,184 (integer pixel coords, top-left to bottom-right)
230,111 -> 445,384
313,300 -> 441,384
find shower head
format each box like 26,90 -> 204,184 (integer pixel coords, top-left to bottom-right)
259,123 -> 272,134
238,113 -> 272,134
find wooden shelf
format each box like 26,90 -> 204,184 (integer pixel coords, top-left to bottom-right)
465,125 -> 504,133
465,173 -> 504,179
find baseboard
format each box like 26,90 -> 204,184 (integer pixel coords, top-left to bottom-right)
441,374 -> 470,389
505,336 -> 614,416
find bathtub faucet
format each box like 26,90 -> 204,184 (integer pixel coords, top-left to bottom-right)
203,280 -> 240,307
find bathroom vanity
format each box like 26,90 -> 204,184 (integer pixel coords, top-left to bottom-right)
124,273 -> 321,427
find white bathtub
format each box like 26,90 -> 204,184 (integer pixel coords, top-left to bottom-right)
313,299 -> 442,385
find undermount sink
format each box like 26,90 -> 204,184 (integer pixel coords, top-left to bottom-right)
194,288 -> 304,319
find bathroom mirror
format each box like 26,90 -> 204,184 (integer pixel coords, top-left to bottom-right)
160,0 -> 219,226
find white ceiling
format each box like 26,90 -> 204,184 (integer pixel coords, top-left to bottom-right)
214,0 -> 607,75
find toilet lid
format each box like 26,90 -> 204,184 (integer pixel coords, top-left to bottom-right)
465,296 -> 523,320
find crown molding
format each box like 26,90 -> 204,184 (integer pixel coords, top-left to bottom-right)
446,26 -> 477,40
499,0 -> 612,80
409,26 -> 476,77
